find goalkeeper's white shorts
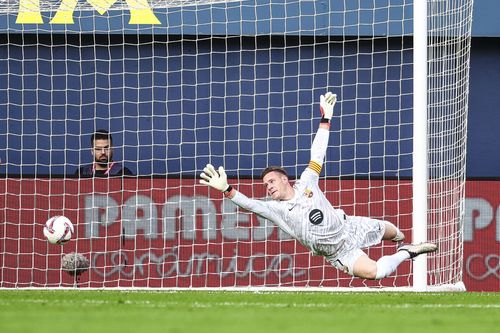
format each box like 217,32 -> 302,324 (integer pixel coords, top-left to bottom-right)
326,216 -> 386,275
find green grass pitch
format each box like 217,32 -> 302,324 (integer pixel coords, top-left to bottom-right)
0,290 -> 498,333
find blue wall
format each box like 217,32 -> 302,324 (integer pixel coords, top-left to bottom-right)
0,35 -> 413,177
0,0 -> 413,36
3,0 -> 497,36
0,0 -> 497,177
466,38 -> 500,177
471,0 -> 500,37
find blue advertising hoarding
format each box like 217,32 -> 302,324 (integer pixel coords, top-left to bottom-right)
0,0 -> 498,177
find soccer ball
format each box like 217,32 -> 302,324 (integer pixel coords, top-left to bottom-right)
43,215 -> 74,245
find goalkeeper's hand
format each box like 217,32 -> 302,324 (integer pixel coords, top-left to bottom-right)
199,164 -> 230,192
319,92 -> 337,121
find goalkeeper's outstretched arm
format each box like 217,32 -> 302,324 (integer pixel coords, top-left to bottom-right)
199,164 -> 236,198
199,92 -> 337,193
199,164 -> 277,222
307,92 -> 337,177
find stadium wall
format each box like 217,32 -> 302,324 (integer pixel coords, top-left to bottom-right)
0,1 -> 499,177
0,178 -> 498,291
0,1 -> 498,291
0,35 -> 499,178
0,34 -> 415,177
0,0 -> 500,178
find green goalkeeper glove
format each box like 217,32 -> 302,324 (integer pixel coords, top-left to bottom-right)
200,164 -> 230,192
320,92 -> 337,121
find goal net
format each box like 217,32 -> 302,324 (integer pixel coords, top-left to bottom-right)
0,0 -> 473,290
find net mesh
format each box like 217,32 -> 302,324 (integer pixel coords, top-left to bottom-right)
0,0 -> 473,289
426,0 -> 473,287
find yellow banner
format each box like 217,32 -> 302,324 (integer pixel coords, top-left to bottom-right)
16,0 -> 160,25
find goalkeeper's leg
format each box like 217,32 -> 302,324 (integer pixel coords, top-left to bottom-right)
330,249 -> 410,280
355,242 -> 438,279
350,251 -> 410,280
342,245 -> 437,280
382,221 -> 405,242
368,252 -> 410,279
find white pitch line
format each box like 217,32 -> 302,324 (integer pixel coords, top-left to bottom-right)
0,298 -> 498,309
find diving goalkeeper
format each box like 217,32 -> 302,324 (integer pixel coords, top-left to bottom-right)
200,92 -> 437,280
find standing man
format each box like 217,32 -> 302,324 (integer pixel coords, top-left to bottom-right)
200,92 -> 437,280
75,129 -> 134,177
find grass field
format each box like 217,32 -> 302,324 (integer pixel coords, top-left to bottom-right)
0,290 -> 498,333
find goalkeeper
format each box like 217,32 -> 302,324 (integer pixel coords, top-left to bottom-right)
200,92 -> 437,280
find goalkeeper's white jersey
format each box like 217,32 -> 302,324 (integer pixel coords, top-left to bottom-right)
230,167 -> 347,258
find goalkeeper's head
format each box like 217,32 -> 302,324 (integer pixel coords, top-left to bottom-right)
261,167 -> 294,201
91,129 -> 114,166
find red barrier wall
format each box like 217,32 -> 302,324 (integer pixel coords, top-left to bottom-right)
0,179 -> 497,290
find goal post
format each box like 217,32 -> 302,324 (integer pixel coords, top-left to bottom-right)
0,0 -> 473,290
412,0 -> 429,292
425,0 -> 473,291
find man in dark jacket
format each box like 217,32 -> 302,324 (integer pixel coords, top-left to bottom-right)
75,130 -> 134,177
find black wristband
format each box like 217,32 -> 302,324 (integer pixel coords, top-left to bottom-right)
320,117 -> 330,124
223,185 -> 233,198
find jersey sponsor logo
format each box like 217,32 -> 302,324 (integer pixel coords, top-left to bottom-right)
309,209 -> 324,225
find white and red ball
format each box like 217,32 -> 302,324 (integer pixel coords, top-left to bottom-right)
43,216 -> 74,245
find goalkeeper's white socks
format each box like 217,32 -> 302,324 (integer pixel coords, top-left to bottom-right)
375,251 -> 411,279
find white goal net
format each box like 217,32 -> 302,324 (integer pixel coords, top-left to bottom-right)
0,0 -> 473,290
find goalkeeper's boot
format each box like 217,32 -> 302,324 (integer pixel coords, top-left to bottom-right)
397,242 -> 437,259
